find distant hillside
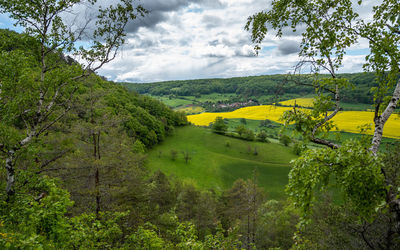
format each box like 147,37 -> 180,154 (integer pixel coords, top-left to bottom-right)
121,72 -> 376,105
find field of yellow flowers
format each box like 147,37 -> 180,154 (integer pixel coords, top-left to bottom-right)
187,104 -> 400,139
279,98 -> 314,107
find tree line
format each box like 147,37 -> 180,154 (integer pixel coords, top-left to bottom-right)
124,72 -> 378,105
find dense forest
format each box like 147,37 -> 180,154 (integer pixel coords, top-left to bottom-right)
123,72 -> 376,105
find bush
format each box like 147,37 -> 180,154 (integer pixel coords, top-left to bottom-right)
293,142 -> 308,155
235,125 -> 246,137
170,150 -> 178,161
242,129 -> 255,141
132,140 -> 146,153
257,130 -> 269,142
211,117 -> 228,134
279,135 -> 291,146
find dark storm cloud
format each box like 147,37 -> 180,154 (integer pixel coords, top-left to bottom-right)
278,40 -> 300,55
125,0 -> 225,33
125,11 -> 167,33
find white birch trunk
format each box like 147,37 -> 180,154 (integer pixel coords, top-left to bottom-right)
370,79 -> 400,154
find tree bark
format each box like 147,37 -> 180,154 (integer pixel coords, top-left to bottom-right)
93,131 -> 101,217
6,150 -> 15,197
370,79 -> 400,154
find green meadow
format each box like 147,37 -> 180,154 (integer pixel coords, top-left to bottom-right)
146,125 -> 297,199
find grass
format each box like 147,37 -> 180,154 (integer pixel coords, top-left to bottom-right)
220,118 -> 398,151
147,95 -> 194,108
175,105 -> 205,114
340,102 -> 374,111
185,93 -> 237,102
146,126 -> 297,199
148,93 -> 238,109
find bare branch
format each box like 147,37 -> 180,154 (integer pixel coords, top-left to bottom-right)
36,150 -> 71,173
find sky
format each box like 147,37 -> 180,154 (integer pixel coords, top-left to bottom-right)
0,0 -> 377,83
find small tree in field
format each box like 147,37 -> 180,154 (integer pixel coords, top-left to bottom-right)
211,117 -> 228,135
170,150 -> 178,161
235,125 -> 247,137
182,150 -> 192,164
0,0 -> 146,197
256,130 -> 268,142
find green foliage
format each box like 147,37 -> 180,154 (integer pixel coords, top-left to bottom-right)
146,126 -> 296,199
67,212 -> 127,249
211,116 -> 228,135
242,129 -> 255,141
174,222 -> 204,249
235,125 -> 256,141
148,171 -> 176,214
203,224 -> 242,249
287,140 -> 386,219
132,140 -> 146,154
255,200 -> 299,249
126,224 -> 169,249
279,134 -> 291,146
256,130 -> 269,143
0,0 -> 148,197
292,141 -> 308,156
124,73 -> 377,107
294,193 -> 400,249
235,125 -> 247,137
170,149 -> 178,161
0,177 -> 72,248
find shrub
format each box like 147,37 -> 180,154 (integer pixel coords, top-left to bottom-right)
211,117 -> 228,134
257,130 -> 268,142
293,142 -> 308,155
279,135 -> 291,146
242,129 -> 255,141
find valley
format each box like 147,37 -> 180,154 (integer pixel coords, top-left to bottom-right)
146,126 -> 296,199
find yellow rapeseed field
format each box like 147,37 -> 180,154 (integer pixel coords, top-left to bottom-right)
279,97 -> 314,107
187,105 -> 400,139
187,105 -> 293,126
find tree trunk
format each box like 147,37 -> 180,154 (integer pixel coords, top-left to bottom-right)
93,131 -> 101,217
370,79 -> 400,154
94,131 -> 101,217
6,150 -> 15,197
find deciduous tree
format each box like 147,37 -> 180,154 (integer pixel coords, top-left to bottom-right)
246,0 -> 400,246
0,0 -> 146,197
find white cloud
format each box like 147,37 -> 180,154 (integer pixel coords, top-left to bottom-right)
98,0 -> 373,82
0,0 -> 375,83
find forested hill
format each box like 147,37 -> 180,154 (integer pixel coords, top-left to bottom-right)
122,72 -> 376,104
0,28 -> 187,149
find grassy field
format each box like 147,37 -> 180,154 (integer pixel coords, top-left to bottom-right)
148,95 -> 194,108
223,118 -> 398,149
146,126 -> 297,199
148,93 -> 237,108
175,105 -> 205,115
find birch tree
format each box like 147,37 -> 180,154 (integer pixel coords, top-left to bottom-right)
0,0 -> 146,197
246,0 -> 400,244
